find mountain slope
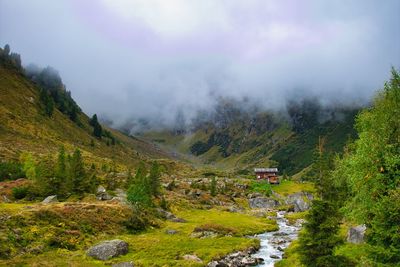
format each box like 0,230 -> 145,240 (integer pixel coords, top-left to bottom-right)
0,55 -> 171,169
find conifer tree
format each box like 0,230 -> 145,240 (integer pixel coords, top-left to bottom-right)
149,162 -> 161,196
210,176 -> 217,197
90,114 -> 102,138
69,149 -> 86,194
127,162 -> 152,207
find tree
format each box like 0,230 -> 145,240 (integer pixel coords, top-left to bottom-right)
210,176 -> 217,197
335,68 -> 400,264
90,114 -> 102,138
39,88 -> 54,117
3,44 -> 10,55
149,162 -> 161,196
69,149 -> 86,194
55,146 -> 68,195
127,163 -> 152,207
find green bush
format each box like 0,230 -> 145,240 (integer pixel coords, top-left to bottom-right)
0,161 -> 25,181
249,180 -> 272,196
12,186 -> 29,199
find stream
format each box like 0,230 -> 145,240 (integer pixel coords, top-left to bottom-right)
253,211 -> 301,266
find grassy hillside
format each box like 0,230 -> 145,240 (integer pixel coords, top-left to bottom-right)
0,59 -> 178,173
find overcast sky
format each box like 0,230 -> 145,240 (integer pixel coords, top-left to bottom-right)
1,0 -> 399,126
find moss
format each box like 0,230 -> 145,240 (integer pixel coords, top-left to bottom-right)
272,180 -> 315,196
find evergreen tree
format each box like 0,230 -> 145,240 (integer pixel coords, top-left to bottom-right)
210,176 -> 217,197
127,163 -> 152,207
39,88 -> 54,117
90,114 -> 102,138
149,162 -> 161,196
55,146 -> 68,195
69,149 -> 86,194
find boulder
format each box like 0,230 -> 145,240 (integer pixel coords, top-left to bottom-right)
182,254 -> 203,263
347,225 -> 366,244
156,208 -> 187,223
42,195 -> 58,204
285,192 -> 313,212
96,185 -> 112,201
112,262 -> 134,267
249,197 -> 279,209
87,239 -> 129,260
165,229 -> 179,235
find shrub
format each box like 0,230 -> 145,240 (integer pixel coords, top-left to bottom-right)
12,186 -> 29,199
0,161 -> 25,181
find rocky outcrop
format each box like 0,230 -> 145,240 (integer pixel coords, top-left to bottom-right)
86,239 -> 129,260
347,225 -> 366,244
207,247 -> 263,267
285,192 -> 313,212
42,195 -> 58,204
248,197 -> 279,209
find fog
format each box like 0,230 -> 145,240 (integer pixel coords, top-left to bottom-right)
1,0 -> 399,129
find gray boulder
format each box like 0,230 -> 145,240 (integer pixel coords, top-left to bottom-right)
182,254 -> 203,263
87,239 -> 129,260
42,195 -> 58,204
96,185 -> 112,201
347,225 -> 366,244
285,192 -> 313,212
249,197 -> 279,209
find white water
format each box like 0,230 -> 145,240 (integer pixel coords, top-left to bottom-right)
253,211 -> 301,267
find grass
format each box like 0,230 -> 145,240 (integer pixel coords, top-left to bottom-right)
285,211 -> 308,225
0,204 -> 277,266
272,180 -> 315,196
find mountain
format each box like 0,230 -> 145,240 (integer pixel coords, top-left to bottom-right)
0,47 -> 172,170
140,97 -> 359,176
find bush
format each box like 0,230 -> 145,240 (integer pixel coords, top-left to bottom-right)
249,180 -> 272,196
12,186 -> 29,199
0,161 -> 25,181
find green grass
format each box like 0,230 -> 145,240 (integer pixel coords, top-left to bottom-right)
272,180 -> 315,196
0,205 -> 277,266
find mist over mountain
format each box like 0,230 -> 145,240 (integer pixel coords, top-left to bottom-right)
1,0 -> 399,129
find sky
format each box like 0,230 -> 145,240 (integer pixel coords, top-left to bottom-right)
1,0 -> 399,127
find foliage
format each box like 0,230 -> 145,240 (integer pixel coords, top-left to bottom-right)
334,68 -> 400,264
0,161 -> 25,181
11,186 -> 29,199
149,161 -> 161,196
249,180 -> 272,196
297,200 -> 349,267
127,163 -> 152,207
89,114 -> 102,138
210,176 -> 217,196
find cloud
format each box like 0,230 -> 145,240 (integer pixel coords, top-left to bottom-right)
0,0 -> 399,128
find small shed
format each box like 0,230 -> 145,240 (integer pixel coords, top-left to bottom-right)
254,168 -> 279,184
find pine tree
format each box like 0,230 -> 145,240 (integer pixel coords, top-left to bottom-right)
127,162 -> 152,207
149,162 -> 161,196
39,88 -> 54,117
69,149 -> 86,194
55,146 -> 68,195
210,176 -> 217,197
90,114 -> 102,138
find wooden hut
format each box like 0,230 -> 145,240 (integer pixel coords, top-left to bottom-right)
254,168 -> 279,184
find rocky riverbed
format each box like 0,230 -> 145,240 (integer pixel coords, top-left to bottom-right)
253,211 -> 302,266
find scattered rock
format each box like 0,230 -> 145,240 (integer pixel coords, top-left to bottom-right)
270,254 -> 280,259
2,195 -> 11,203
42,195 -> 58,204
182,254 -> 203,263
112,262 -> 134,267
347,225 -> 366,244
248,197 -> 279,209
87,239 -> 129,260
96,185 -> 112,201
165,229 -> 179,235
156,208 -> 187,223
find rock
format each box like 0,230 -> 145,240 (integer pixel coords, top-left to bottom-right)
42,195 -> 58,204
182,254 -> 202,263
241,256 -> 257,265
2,195 -> 11,203
156,208 -> 187,223
270,254 -> 280,259
96,186 -> 112,201
347,225 -> 366,244
87,239 -> 129,260
248,197 -> 279,209
112,262 -> 134,267
285,192 -> 313,212
165,229 -> 178,235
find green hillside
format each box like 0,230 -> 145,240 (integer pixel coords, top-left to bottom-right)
0,49 -> 173,172
141,102 -> 358,176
